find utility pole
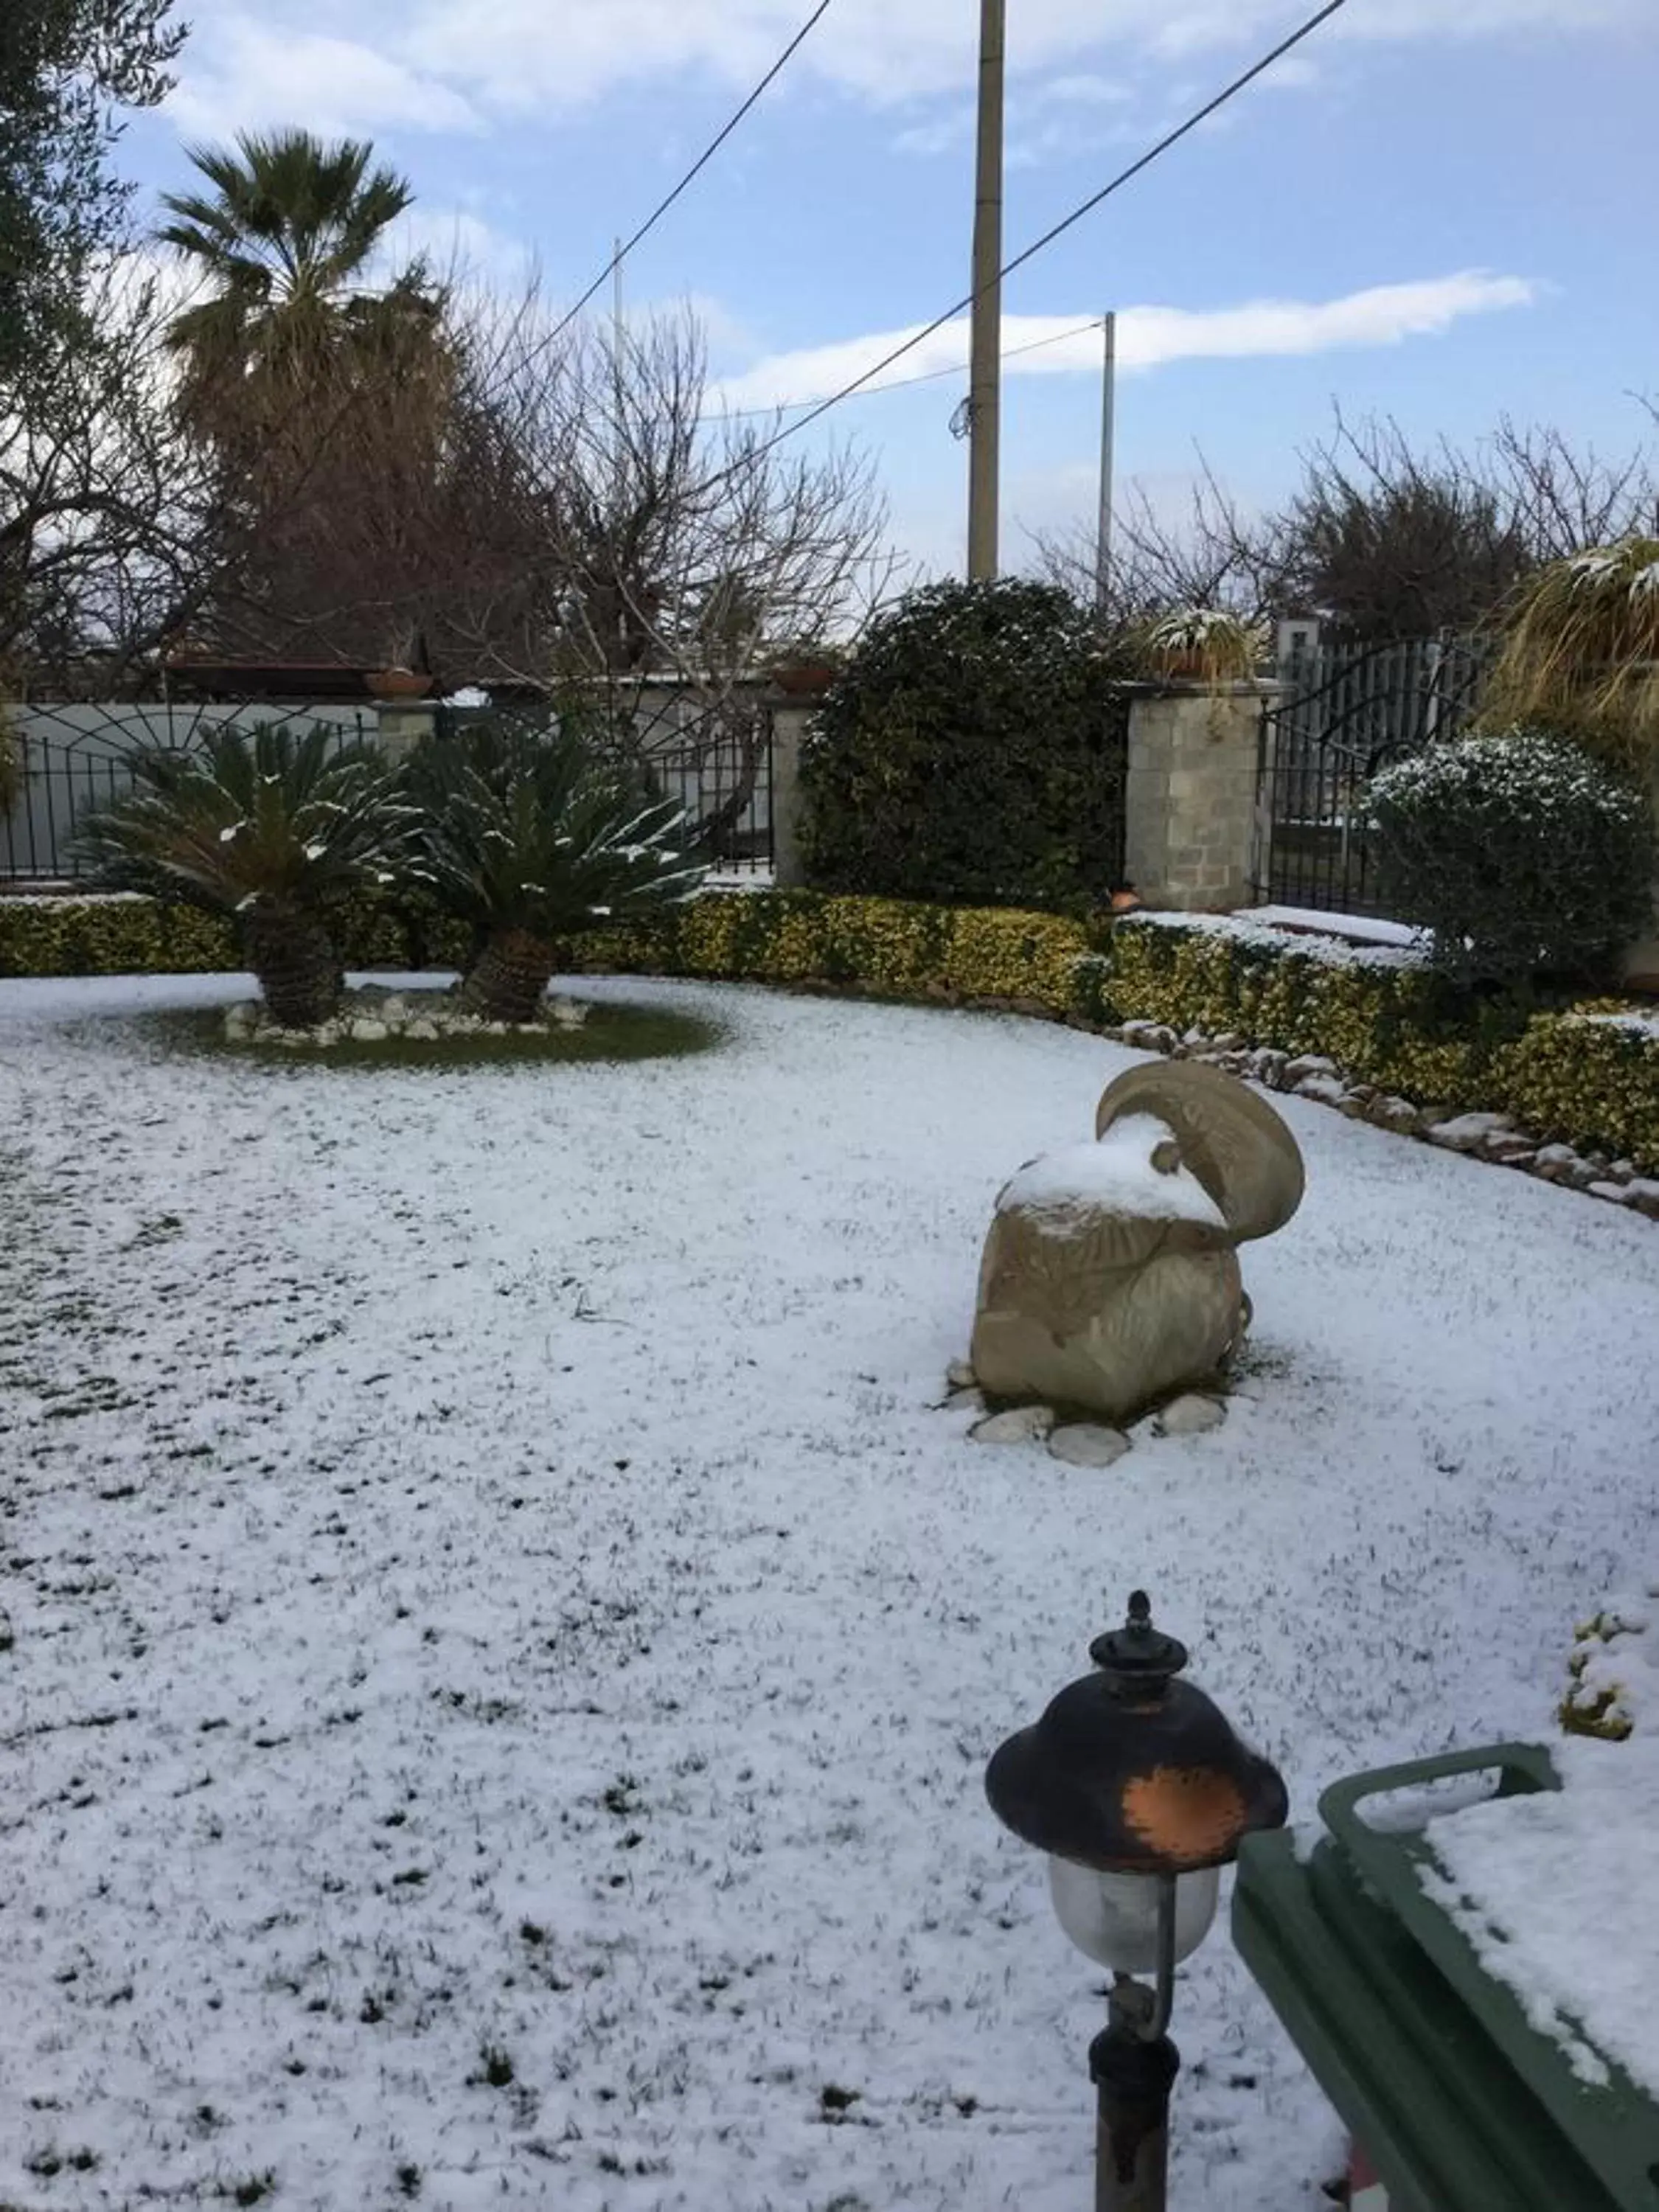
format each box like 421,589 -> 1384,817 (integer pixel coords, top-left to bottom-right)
611,235 -> 626,510
967,0 -> 1005,580
1095,310 -> 1117,618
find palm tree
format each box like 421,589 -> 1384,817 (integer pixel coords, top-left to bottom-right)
157,128 -> 437,426
411,723 -> 706,1024
75,724 -> 413,1028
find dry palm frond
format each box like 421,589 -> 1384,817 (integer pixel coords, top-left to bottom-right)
1484,536 -> 1659,768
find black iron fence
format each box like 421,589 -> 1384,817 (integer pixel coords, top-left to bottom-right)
1253,636 -> 1492,914
630,700 -> 775,875
0,694 -> 776,884
0,702 -> 375,884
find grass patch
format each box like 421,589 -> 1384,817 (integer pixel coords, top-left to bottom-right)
139,998 -> 725,1072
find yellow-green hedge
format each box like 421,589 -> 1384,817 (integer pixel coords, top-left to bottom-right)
6,886 -> 1655,1174
0,886 -> 1093,1015
0,888 -> 478,980
1105,915 -> 1659,1172
565,890 -> 1091,1011
0,895 -> 238,976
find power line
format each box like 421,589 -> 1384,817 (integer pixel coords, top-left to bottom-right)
710,315 -> 1110,421
536,0 -> 835,364
722,0 -> 1349,473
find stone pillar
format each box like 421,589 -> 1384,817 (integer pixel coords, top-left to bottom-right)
374,700 -> 438,762
1122,682 -> 1276,912
769,700 -> 813,888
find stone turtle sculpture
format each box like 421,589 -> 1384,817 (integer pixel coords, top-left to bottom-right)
969,1061 -> 1304,1424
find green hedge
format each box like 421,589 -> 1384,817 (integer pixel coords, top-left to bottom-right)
4,886 -> 1655,1175
1105,915 -> 1659,1172
0,886 -> 1093,1015
563,891 -> 1093,1011
0,888 -> 474,981
797,577 -> 1132,912
0,896 -> 237,977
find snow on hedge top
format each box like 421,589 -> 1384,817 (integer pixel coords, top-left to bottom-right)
997,1114 -> 1225,1231
0,889 -> 147,906
1249,904 -> 1422,949
1417,1582 -> 1659,2096
1580,1010 -> 1659,1043
1126,908 -> 1427,970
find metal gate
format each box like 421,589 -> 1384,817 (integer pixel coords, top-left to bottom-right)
1253,636 -> 1492,914
1,702 -> 375,883
0,700 -> 375,885
0,693 -> 776,886
635,700 -> 775,875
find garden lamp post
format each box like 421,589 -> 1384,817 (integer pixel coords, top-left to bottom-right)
986,1590 -> 1287,2212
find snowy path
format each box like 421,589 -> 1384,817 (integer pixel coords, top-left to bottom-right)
2,973 -> 1657,2212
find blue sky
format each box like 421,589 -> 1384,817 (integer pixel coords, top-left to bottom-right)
119,0 -> 1659,579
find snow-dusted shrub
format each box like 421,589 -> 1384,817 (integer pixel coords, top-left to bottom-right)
0,892 -> 235,977
1559,1583 -> 1659,1743
0,884 -> 472,980
799,578 -> 1131,911
407,720 -> 706,1024
1368,727 -> 1654,993
568,888 -> 1093,1009
72,724 -> 414,1026
1105,912 -> 1659,1171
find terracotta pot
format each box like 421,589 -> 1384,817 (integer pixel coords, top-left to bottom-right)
1155,648 -> 1210,681
366,668 -> 434,700
771,661 -> 838,698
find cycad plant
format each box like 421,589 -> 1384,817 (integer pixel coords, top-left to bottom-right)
1484,537 -> 1659,769
411,722 -> 706,1023
76,724 -> 410,1026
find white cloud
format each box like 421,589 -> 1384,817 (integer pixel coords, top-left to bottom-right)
170,19 -> 481,141
893,108 -> 974,159
156,0 -> 1652,145
1036,74 -> 1135,105
404,0 -> 1651,115
385,206 -> 532,287
708,271 -> 1537,411
1005,68 -> 1138,164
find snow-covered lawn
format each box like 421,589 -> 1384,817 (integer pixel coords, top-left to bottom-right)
4,973 -> 1658,2212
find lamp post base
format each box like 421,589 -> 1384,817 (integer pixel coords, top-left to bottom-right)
1088,2023 -> 1180,2212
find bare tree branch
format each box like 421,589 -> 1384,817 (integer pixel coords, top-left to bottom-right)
1034,406 -> 1659,641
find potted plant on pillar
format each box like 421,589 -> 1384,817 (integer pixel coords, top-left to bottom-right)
1138,607 -> 1264,686
366,667 -> 434,701
366,628 -> 437,701
767,639 -> 847,698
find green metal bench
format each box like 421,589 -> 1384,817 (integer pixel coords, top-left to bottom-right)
1233,1744 -> 1659,2212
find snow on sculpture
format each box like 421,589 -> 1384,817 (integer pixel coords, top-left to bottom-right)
970,1062 -> 1304,1425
